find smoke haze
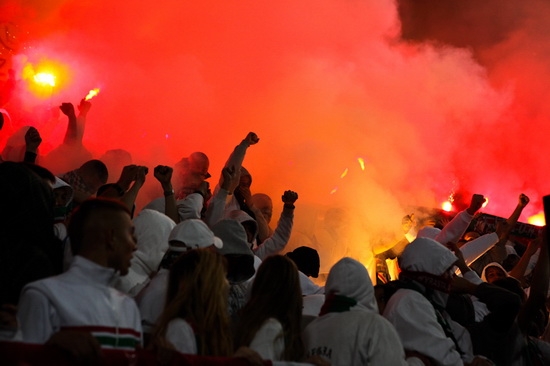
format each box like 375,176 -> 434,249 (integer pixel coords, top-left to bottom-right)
1,0 -> 549,264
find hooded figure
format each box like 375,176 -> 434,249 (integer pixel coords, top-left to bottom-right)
136,219 -> 221,335
302,258 -> 422,366
480,262 -> 509,284
144,192 -> 204,222
383,237 -> 476,366
212,219 -> 256,317
113,210 -> 176,296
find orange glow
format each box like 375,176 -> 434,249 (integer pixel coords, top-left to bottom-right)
482,197 -> 489,208
33,72 -> 56,87
357,157 -> 365,171
340,168 -> 348,178
330,187 -> 338,194
528,212 -> 546,227
442,201 -> 453,212
85,88 -> 100,101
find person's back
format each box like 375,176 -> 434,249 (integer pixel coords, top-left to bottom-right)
303,257 -> 420,366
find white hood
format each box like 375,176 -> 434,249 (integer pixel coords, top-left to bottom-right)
399,237 -> 458,276
325,257 -> 378,313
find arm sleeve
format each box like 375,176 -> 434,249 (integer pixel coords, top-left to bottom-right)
460,233 -> 499,266
435,210 -> 474,245
204,187 -> 230,227
18,287 -> 58,343
165,318 -> 198,355
248,318 -> 285,361
253,207 -> 293,260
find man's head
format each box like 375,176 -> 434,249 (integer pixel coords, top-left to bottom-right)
174,152 -> 210,196
78,159 -> 108,194
481,263 -> 508,284
68,198 -> 136,275
250,193 -> 273,224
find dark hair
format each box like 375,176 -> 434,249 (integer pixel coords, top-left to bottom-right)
235,255 -> 304,361
286,246 -> 320,278
68,198 -> 130,255
80,159 -> 109,184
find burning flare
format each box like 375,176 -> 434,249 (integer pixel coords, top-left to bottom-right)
528,212 -> 546,227
85,88 -> 100,101
33,73 -> 56,87
442,201 -> 453,212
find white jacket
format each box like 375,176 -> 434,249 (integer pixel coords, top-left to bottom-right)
18,256 -> 142,350
303,258 -> 422,366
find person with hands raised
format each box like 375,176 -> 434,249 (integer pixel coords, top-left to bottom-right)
154,165 -> 179,223
248,190 -> 299,260
23,126 -> 42,163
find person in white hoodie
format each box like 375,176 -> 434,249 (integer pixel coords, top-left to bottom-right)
383,237 -> 493,366
112,209 -> 176,297
302,257 -> 425,366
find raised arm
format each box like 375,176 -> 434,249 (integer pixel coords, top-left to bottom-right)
219,132 -> 259,192
154,165 -> 179,223
59,103 -> 78,145
205,165 -> 239,227
122,166 -> 148,212
435,194 -> 486,245
24,127 -> 42,163
253,190 -> 298,260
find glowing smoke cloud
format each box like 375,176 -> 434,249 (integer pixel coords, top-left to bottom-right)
1,0 -> 548,269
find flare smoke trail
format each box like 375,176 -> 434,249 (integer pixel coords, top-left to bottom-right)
1,0 -> 548,265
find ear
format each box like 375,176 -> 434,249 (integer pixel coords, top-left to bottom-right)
105,227 -> 117,250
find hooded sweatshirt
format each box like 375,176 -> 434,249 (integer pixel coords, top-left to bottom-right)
383,237 -> 474,366
112,209 -> 176,296
303,258 -> 422,366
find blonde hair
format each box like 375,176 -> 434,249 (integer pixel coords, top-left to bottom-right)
152,249 -> 232,356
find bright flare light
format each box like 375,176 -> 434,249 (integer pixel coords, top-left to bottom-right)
442,201 -> 453,212
482,197 -> 489,208
340,168 -> 348,178
358,157 -> 365,171
528,212 -> 546,227
85,88 -> 100,101
330,187 -> 338,194
33,72 -> 56,87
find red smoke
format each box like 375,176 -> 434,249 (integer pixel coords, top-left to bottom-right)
1,0 -> 549,259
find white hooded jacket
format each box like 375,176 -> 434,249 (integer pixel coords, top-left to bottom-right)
384,237 -> 474,366
303,258 -> 422,366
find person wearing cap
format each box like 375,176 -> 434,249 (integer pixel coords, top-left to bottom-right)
173,151 -> 211,200
211,219 -> 256,317
151,249 -> 233,356
382,237 -> 493,366
136,219 -> 222,340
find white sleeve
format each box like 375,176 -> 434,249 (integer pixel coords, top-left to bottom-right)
165,318 -> 198,355
249,318 -> 285,361
460,233 -> 499,266
253,209 -> 293,260
204,187 -> 230,227
18,287 -> 59,343
435,210 -> 474,245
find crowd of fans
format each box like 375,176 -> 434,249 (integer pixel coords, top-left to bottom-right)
1,99 -> 549,366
